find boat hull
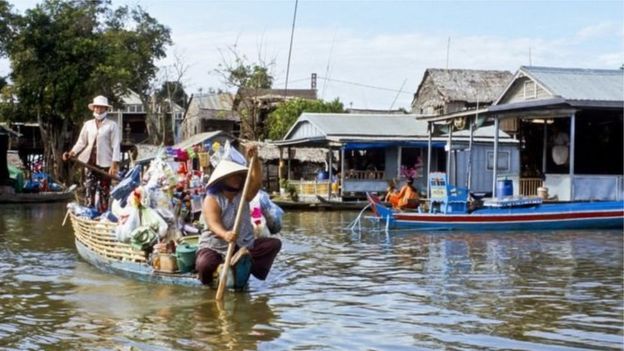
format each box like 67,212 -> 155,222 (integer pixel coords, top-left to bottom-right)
369,195 -> 624,231
70,213 -> 249,289
0,190 -> 75,203
75,240 -> 204,287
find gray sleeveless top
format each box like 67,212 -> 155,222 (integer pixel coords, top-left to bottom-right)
198,192 -> 254,253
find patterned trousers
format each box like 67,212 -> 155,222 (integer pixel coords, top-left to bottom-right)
196,237 -> 282,285
84,167 -> 111,213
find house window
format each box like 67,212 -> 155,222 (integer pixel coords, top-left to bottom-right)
523,80 -> 537,100
486,151 -> 510,171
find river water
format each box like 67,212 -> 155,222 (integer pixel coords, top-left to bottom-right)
0,203 -> 622,350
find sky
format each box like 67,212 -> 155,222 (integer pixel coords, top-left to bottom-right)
1,0 -> 623,110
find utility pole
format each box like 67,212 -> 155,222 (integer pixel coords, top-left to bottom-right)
284,0 -> 299,96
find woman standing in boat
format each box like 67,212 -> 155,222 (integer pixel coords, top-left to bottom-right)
196,145 -> 282,286
62,95 -> 120,212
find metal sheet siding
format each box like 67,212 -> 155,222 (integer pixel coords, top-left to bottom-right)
288,121 -> 325,140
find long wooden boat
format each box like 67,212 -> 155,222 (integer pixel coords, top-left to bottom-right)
315,195 -> 369,210
68,212 -> 250,289
367,193 -> 624,231
0,188 -> 76,204
272,196 -> 368,211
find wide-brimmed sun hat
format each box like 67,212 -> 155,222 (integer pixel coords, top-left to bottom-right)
88,95 -> 112,110
206,160 -> 248,187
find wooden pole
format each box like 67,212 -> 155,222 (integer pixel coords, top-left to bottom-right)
215,156 -> 256,301
69,157 -> 121,181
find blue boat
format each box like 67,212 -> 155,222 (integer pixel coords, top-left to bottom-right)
367,193 -> 624,231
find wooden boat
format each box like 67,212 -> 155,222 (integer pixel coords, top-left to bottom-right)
367,193 -> 624,231
315,195 -> 369,210
271,195 -> 368,211
0,187 -> 76,204
68,212 -> 251,289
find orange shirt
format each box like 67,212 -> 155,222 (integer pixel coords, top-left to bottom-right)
393,185 -> 419,209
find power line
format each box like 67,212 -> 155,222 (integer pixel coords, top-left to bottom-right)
317,76 -> 412,94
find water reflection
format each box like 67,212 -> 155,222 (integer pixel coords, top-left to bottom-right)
0,205 -> 622,350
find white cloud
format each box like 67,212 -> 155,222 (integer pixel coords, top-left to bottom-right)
576,22 -> 623,41
163,27 -> 618,110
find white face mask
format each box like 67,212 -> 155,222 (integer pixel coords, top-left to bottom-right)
93,112 -> 107,120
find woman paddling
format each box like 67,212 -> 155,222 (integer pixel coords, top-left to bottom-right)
196,145 -> 282,286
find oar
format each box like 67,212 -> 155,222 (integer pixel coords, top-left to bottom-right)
68,157 -> 121,181
216,156 -> 255,301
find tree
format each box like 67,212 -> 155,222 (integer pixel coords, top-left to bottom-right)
267,98 -> 344,140
157,81 -> 188,109
0,0 -> 16,58
4,0 -> 170,180
216,47 -> 274,140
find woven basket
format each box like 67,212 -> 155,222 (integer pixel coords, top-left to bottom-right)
70,212 -> 147,263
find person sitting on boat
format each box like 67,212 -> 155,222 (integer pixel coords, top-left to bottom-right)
196,145 -> 282,286
390,177 -> 420,210
62,95 -> 120,212
384,180 -> 398,203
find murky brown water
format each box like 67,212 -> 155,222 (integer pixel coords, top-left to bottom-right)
0,203 -> 622,350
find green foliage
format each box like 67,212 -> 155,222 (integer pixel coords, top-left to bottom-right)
267,98 -> 345,140
222,57 -> 273,90
1,0 -> 171,178
286,183 -> 298,202
0,0 -> 17,58
156,81 -> 188,108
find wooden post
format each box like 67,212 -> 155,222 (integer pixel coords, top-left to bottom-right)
427,123 -> 432,199
569,112 -> 576,200
340,147 -> 345,198
492,117 -> 500,197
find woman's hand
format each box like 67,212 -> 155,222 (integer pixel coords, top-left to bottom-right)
222,230 -> 237,243
246,144 -> 258,159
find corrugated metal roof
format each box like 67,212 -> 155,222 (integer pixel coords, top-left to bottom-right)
521,66 -> 623,101
197,93 -> 234,110
175,131 -> 233,150
120,90 -> 142,105
285,113 -> 429,141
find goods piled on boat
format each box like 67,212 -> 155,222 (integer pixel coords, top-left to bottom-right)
66,142 -> 283,288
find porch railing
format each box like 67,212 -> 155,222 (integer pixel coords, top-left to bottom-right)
344,170 -> 385,180
289,180 -> 333,198
519,177 -> 543,196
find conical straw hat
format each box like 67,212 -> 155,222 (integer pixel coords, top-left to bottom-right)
207,160 -> 248,187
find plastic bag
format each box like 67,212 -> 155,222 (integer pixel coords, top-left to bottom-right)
111,165 -> 142,206
258,190 -> 284,234
140,207 -> 168,240
210,140 -> 247,167
130,226 -> 158,250
67,202 -> 100,219
115,206 -> 141,242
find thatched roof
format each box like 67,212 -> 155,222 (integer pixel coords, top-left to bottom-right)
418,68 -> 513,104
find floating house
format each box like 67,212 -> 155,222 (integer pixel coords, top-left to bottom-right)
488,66 -> 623,201
272,113 -> 518,200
